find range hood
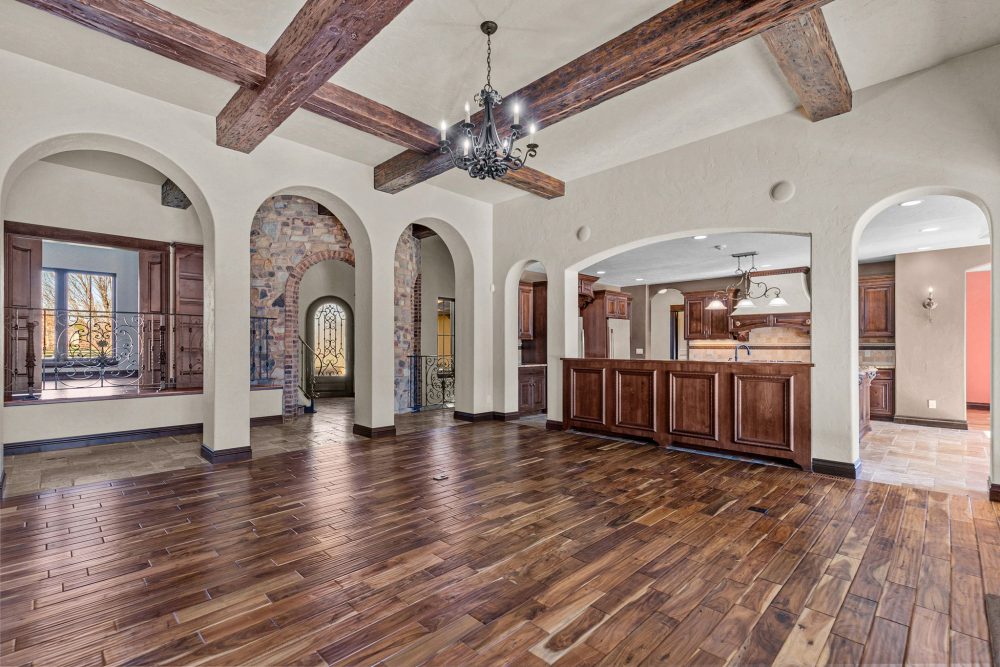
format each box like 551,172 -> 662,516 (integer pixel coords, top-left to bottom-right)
730,269 -> 811,316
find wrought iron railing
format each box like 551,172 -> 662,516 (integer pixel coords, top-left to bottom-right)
407,355 -> 455,411
250,316 -> 277,386
298,336 -> 317,413
3,308 -> 277,400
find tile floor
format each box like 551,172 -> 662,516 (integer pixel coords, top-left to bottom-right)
859,408 -> 991,497
1,398 -> 467,497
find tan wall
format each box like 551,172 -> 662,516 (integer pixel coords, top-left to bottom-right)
895,246 -> 991,422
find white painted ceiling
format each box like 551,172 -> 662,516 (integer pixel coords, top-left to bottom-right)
2,0 -> 999,203
581,195 -> 990,286
582,233 -> 812,286
42,150 -> 166,185
858,195 -> 990,262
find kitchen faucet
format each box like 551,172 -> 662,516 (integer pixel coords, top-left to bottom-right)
734,344 -> 751,362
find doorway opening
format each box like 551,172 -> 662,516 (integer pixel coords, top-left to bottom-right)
856,194 -> 991,496
305,296 -> 354,398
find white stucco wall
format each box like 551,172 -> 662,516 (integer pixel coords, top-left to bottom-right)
420,235 -> 456,357
0,47 -> 493,467
493,45 -> 1000,479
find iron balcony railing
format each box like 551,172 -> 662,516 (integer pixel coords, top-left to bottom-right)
407,355 -> 455,411
3,308 -> 277,400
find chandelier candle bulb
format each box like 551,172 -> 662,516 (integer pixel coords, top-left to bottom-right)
440,120 -> 447,141
529,123 -> 536,140
465,102 -> 470,124
513,102 -> 520,126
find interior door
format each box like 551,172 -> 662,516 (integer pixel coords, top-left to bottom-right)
138,248 -> 168,388
173,243 -> 203,388
4,234 -> 43,398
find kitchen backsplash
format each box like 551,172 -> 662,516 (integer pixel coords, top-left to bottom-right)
688,327 -> 811,362
859,347 -> 895,367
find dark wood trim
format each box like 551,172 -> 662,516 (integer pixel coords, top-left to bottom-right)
812,458 -> 861,479
545,419 -> 564,431
990,480 -> 1000,503
4,424 -> 203,455
5,388 -> 203,407
497,168 -> 566,200
761,8 -> 851,121
0,470 -> 6,496
859,344 -> 895,351
749,266 -> 810,277
491,411 -> 521,422
216,0 -> 413,152
893,415 -> 968,431
453,411 -> 494,423
199,445 -> 252,464
5,220 -> 171,252
352,424 -> 396,439
968,402 -> 991,410
374,0 -> 834,194
249,415 -> 284,427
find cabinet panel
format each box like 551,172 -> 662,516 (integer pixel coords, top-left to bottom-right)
870,369 -> 895,419
707,306 -> 730,339
685,297 -> 707,340
614,369 -> 656,432
518,282 -> 534,340
568,368 -> 605,424
733,374 -> 794,452
667,371 -> 719,441
859,277 -> 894,339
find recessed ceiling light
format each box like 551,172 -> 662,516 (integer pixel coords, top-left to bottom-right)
900,200 -> 923,207
692,235 -> 708,240
916,246 -> 931,251
760,264 -> 773,268
920,227 -> 940,232
596,270 -> 606,275
635,278 -> 644,281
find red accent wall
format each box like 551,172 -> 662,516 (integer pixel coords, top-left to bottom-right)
966,270 -> 990,405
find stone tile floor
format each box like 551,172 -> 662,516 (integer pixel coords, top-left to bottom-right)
1,399 -> 467,497
859,408 -> 991,498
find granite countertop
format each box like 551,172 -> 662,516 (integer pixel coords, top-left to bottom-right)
519,363 -> 547,368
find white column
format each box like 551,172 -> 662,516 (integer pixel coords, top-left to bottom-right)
355,239 -> 395,434
201,211 -> 251,456
545,266 -> 580,423
809,225 -> 859,469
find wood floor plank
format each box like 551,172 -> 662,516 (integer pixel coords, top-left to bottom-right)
0,417 -> 995,666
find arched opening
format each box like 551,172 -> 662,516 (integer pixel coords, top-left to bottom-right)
304,295 -> 354,398
392,223 -> 458,417
854,191 -> 992,496
249,194 -> 357,424
506,259 -> 549,425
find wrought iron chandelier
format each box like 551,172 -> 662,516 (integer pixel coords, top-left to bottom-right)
438,21 -> 538,180
706,252 -> 788,310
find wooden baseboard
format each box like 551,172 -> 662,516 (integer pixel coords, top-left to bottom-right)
453,411 -> 493,423
250,415 -> 284,427
352,424 -> 396,439
968,402 -> 991,410
990,480 -> 1000,503
812,458 -> 861,479
199,445 -> 252,464
893,415 -> 968,431
545,419 -> 564,431
491,411 -> 521,421
0,470 -> 5,495
4,423 -> 203,455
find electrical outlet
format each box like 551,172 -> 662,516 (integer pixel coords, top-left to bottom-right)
927,399 -> 936,409
636,348 -> 644,355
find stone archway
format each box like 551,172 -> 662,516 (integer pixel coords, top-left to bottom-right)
282,249 -> 355,416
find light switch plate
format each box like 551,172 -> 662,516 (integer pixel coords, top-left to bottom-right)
928,399 -> 937,409
636,348 -> 644,355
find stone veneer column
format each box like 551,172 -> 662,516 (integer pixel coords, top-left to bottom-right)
393,227 -> 420,413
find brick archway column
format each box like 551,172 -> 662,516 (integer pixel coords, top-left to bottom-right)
283,250 -> 355,418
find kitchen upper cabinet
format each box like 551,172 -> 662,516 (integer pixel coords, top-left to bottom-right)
684,291 -> 731,340
859,276 -> 895,340
582,290 -> 633,357
870,368 -> 895,420
518,282 -> 534,340
605,291 -> 631,319
521,282 -> 548,364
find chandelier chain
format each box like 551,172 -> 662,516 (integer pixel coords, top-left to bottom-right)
485,33 -> 492,90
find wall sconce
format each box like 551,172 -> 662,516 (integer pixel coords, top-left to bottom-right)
922,287 -> 937,321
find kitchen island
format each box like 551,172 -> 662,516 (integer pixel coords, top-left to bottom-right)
561,358 -> 812,470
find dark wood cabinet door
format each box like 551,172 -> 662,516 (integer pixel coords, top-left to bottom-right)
518,282 -> 534,340
859,278 -> 895,339
4,234 -> 43,398
174,243 -> 204,388
533,372 -> 547,412
684,297 -> 707,340
139,248 -> 169,388
707,305 -> 731,339
870,370 -> 895,419
518,367 -> 546,414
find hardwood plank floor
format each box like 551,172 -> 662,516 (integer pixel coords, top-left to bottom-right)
1,421 -> 997,666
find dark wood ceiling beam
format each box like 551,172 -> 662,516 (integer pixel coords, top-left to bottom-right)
15,0 -> 565,198
216,0 -> 413,153
374,0 -> 835,195
761,8 -> 852,121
